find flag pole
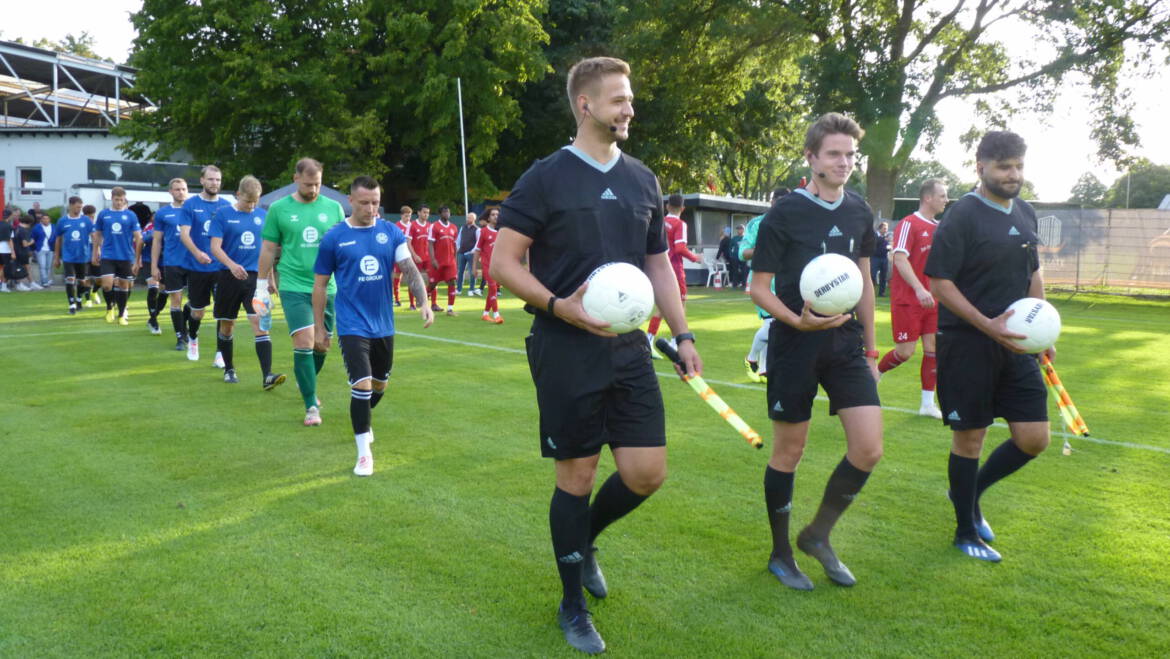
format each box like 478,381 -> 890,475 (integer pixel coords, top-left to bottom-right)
457,77 -> 469,216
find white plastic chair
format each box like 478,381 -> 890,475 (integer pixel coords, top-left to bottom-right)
703,248 -> 729,288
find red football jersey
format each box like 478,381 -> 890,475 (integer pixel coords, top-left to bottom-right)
890,211 -> 939,306
664,214 -> 701,268
409,220 -> 430,264
476,225 -> 498,269
428,220 -> 458,267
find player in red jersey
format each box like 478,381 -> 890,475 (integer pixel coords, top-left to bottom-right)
427,205 -> 460,315
393,205 -> 418,308
408,204 -> 432,310
877,178 -> 948,418
474,207 -> 503,323
646,193 -> 700,357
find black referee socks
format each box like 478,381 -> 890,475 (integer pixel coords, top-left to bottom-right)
551,488 -> 591,611
588,473 -> 649,545
764,466 -> 796,560
949,453 -> 980,537
806,457 -> 871,539
975,438 -> 1035,519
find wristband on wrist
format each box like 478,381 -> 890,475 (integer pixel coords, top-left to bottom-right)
547,295 -> 557,316
674,332 -> 696,345
256,278 -> 268,290
865,350 -> 880,359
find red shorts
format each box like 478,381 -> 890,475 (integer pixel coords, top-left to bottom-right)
427,262 -> 457,283
891,302 -> 938,344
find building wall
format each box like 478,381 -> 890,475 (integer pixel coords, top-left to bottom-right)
1,132 -> 135,210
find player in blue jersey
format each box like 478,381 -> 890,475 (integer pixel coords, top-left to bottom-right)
153,178 -> 192,350
312,176 -> 433,477
209,175 -> 286,390
80,204 -> 101,308
91,187 -> 142,326
179,166 -> 232,362
53,196 -> 93,315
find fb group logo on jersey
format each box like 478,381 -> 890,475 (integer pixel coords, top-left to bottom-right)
360,255 -> 379,275
241,231 -> 255,246
111,222 -> 123,234
203,220 -> 212,234
376,232 -> 388,245
71,230 -> 81,240
318,213 -> 328,223
302,226 -> 319,244
253,216 -> 263,226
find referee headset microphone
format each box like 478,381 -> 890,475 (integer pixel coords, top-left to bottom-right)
583,102 -> 618,132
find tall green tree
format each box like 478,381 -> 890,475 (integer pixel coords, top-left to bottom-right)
1068,171 -> 1108,206
117,0 -> 547,207
794,0 -> 1170,218
1105,159 -> 1170,208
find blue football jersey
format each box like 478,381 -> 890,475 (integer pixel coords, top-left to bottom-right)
210,206 -> 266,272
181,195 -> 232,272
95,209 -> 139,261
57,215 -> 93,264
154,205 -> 189,268
314,219 -> 409,338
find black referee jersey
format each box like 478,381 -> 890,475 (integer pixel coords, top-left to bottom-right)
924,192 -> 1040,330
751,188 -> 876,315
498,145 -> 668,317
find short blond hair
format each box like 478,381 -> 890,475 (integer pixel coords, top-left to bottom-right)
201,165 -> 221,177
566,57 -> 630,119
168,177 -> 187,188
237,175 -> 262,199
111,186 -> 126,198
295,158 -> 323,176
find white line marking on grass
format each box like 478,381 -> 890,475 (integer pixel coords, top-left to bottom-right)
398,331 -> 1169,455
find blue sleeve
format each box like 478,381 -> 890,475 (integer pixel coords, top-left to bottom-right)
208,210 -> 225,239
179,203 -> 193,227
313,230 -> 336,276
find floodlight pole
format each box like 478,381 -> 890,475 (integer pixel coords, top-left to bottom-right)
457,77 -> 469,216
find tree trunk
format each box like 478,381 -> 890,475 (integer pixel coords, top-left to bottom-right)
866,164 -> 898,220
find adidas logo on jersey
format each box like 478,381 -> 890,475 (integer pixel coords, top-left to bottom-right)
828,226 -> 843,237
1008,226 -> 1020,236
600,188 -> 617,200
947,410 -> 961,421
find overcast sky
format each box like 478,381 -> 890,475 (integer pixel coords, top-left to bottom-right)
5,0 -> 1167,200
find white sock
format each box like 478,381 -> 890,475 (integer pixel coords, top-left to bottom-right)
492,312 -> 500,319
758,344 -> 768,376
355,431 -> 373,458
748,324 -> 769,361
921,390 -> 936,408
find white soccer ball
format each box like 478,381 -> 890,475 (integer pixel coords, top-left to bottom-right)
581,262 -> 655,334
1004,297 -> 1061,353
799,253 -> 864,315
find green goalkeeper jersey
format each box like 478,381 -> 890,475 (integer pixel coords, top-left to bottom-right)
262,194 -> 345,294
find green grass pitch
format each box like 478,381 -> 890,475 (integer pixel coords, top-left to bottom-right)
1,286 -> 1167,656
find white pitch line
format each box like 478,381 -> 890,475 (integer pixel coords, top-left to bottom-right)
398,331 -> 1168,455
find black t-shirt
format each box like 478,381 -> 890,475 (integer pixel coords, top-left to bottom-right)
0,220 -> 12,243
751,188 -> 876,316
14,224 -> 32,259
924,192 -> 1040,330
499,146 -> 667,315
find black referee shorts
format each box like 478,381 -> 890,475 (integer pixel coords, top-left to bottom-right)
213,270 -> 257,321
339,335 -> 394,386
525,316 -> 665,460
187,270 -> 216,310
766,318 -> 880,423
936,327 -> 1047,431
100,259 -> 134,280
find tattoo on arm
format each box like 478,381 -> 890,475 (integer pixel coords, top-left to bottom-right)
398,258 -> 428,305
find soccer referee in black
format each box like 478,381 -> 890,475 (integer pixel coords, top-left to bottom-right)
750,113 -> 883,591
925,130 -> 1052,563
492,56 -> 701,655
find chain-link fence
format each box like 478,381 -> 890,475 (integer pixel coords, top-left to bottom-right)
1035,208 -> 1170,296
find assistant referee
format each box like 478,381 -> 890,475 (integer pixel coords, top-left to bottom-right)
492,56 -> 701,656
925,130 -> 1052,563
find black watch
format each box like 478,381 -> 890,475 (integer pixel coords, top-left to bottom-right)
674,332 -> 696,345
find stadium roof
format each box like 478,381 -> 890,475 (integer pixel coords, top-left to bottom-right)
0,40 -> 153,129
